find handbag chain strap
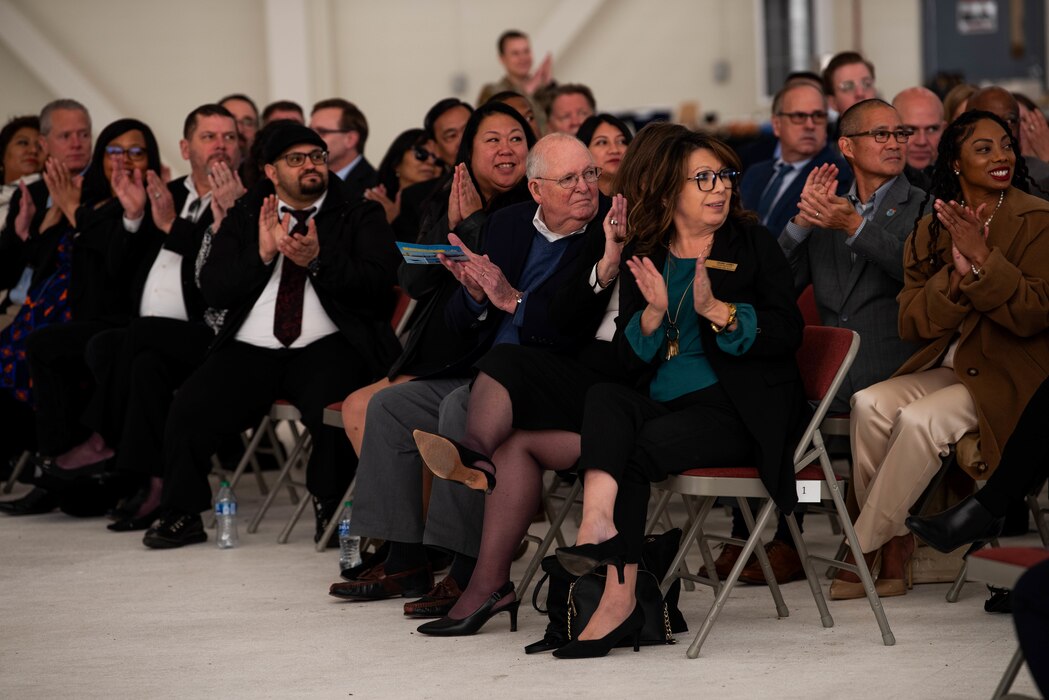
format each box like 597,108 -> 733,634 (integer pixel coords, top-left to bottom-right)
662,602 -> 675,643
566,580 -> 578,640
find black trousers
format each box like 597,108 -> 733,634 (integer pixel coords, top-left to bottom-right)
975,376 -> 1049,516
1013,558 -> 1049,697
579,382 -> 753,562
26,320 -> 114,455
83,317 -> 214,478
161,333 -> 367,514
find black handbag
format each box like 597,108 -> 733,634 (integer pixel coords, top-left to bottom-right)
529,529 -> 688,649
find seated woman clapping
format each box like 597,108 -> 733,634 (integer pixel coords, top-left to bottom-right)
550,123 -> 809,658
831,110 -> 1049,600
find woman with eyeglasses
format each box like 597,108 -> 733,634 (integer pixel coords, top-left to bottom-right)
575,114 -> 633,197
0,119 -> 163,475
364,128 -> 442,224
830,110 -> 1049,600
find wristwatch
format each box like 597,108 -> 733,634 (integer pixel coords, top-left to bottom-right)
307,257 -> 321,276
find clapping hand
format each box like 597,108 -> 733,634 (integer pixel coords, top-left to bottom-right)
42,157 -> 82,227
258,195 -> 287,264
796,163 -> 860,232
439,233 -> 519,310
934,198 -> 990,276
364,183 -> 401,223
208,161 -> 245,230
625,255 -> 668,336
111,163 -> 147,221
278,217 -> 319,268
13,180 -> 36,241
597,194 -> 627,286
145,170 -> 176,233
447,163 -> 483,230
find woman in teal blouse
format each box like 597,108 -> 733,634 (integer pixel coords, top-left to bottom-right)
553,123 -> 810,659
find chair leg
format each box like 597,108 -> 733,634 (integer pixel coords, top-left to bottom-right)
658,495 -> 713,598
736,496 -> 788,618
249,429 -> 310,535
645,488 -> 673,536
315,477 -> 356,553
518,478 -> 582,600
990,646 -> 1026,700
3,450 -> 31,494
1027,491 -> 1049,546
825,537 -> 849,579
686,498 -> 778,659
946,559 -> 968,603
785,511 -> 834,629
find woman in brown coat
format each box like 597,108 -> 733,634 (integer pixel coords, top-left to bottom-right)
832,110 -> 1049,600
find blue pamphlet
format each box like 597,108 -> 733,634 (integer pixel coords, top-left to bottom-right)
396,242 -> 469,264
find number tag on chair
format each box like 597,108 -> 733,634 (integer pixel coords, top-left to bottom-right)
797,481 -> 822,503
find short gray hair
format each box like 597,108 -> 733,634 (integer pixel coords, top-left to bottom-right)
39,99 -> 90,136
526,133 -> 593,180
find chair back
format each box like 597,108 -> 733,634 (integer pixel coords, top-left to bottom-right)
797,284 -> 821,326
792,326 -> 859,467
390,286 -> 416,337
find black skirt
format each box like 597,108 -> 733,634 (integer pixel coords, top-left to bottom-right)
473,340 -> 628,433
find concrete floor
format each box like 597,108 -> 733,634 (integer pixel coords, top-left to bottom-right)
0,478 -> 1042,700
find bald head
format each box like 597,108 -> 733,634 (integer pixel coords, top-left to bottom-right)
893,87 -> 946,170
526,132 -> 592,179
968,87 -> 1020,139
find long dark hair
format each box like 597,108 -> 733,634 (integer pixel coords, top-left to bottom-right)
0,115 -> 40,183
909,110 -> 1029,274
375,128 -> 429,197
575,113 -> 633,150
613,122 -> 754,257
80,118 -> 162,207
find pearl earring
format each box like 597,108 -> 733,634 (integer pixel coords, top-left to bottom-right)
954,169 -> 960,175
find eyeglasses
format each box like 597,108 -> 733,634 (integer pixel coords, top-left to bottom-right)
105,146 -> 148,161
313,127 -> 350,137
412,147 -> 439,163
533,166 -> 602,189
279,150 -> 329,167
235,117 -> 258,130
776,111 -> 829,125
685,168 -> 739,192
836,77 -> 875,94
843,129 -> 912,144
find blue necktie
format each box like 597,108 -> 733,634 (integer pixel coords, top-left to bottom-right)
757,162 -> 792,225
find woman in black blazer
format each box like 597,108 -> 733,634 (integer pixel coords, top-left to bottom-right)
551,123 -> 810,658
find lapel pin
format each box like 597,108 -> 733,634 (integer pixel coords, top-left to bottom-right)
885,208 -> 896,217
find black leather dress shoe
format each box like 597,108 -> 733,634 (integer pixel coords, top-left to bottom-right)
0,487 -> 60,516
107,507 -> 161,532
906,495 -> 1005,554
142,512 -> 207,549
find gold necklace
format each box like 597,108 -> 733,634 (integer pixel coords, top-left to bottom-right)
663,242 -> 709,361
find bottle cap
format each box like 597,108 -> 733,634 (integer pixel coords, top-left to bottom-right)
220,480 -> 230,487
344,501 -> 352,507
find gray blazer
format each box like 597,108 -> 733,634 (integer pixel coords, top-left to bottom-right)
778,175 -> 925,412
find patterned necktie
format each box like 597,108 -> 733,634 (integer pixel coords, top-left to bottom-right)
273,207 -> 316,347
757,162 -> 792,225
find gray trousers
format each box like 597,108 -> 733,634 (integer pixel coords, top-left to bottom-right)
349,379 -> 485,557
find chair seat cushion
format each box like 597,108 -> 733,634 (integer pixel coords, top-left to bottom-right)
970,546 -> 1049,569
676,464 -> 843,481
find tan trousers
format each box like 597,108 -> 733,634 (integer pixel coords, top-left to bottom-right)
849,367 -> 978,553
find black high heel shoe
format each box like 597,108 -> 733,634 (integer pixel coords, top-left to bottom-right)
552,604 -> 645,659
415,581 -> 519,636
37,455 -> 109,482
555,534 -> 627,583
906,495 -> 1005,555
412,430 -> 496,494
107,506 -> 161,532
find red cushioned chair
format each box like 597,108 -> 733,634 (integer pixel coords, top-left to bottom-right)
966,546 -> 1049,699
649,325 -> 895,658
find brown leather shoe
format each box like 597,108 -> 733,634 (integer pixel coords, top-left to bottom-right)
403,575 -> 462,618
738,540 -> 805,584
328,563 -> 434,600
698,543 -> 751,580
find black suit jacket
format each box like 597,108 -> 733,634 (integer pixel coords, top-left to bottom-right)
0,179 -> 51,291
741,146 -> 852,238
113,176 -> 210,322
199,178 -> 401,380
616,218 -> 811,512
339,157 -> 378,202
441,198 -> 610,375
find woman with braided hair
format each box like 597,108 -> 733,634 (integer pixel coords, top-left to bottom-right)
831,110 -> 1049,600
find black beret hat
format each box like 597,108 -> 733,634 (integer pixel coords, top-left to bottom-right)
263,123 -> 328,164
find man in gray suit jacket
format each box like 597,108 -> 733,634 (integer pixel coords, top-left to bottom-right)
779,98 -> 923,413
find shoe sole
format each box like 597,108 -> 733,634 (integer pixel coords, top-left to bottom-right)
329,584 -> 432,601
143,533 -> 208,549
413,431 -> 489,492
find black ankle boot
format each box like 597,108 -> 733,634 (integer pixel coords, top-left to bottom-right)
906,495 -> 1005,554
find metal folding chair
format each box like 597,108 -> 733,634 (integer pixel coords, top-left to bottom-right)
653,326 -> 895,658
517,475 -> 583,600
246,401 -> 313,542
3,450 -> 31,494
966,546 -> 1049,699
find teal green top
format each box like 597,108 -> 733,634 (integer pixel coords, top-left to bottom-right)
625,254 -> 757,402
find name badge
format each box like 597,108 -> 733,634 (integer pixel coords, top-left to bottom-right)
704,259 -> 738,272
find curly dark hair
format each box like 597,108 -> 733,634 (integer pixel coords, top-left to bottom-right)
909,110 -> 1031,274
612,122 -> 755,257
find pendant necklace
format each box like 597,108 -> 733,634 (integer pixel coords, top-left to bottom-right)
664,274 -> 694,361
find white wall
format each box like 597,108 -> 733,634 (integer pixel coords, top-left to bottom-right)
0,0 -> 928,176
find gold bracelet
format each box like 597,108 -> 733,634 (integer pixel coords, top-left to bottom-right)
711,302 -> 737,334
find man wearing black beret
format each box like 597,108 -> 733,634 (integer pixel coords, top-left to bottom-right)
144,123 -> 401,548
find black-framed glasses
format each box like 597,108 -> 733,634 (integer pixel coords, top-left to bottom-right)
412,147 -> 438,163
776,111 -> 828,125
836,77 -> 874,94
105,145 -> 148,161
280,150 -> 328,167
685,168 -> 739,192
843,129 -> 912,144
533,166 -> 602,189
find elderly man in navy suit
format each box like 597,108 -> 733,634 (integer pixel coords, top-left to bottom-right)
741,80 -> 851,237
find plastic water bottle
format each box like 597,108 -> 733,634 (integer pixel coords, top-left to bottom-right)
215,480 -> 239,549
338,500 -> 362,570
